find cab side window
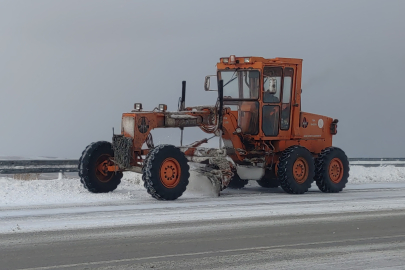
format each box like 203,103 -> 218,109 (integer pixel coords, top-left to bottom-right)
280,68 -> 294,130
263,67 -> 282,103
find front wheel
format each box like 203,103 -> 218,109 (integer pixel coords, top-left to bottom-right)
227,171 -> 248,189
142,144 -> 190,200
315,147 -> 349,193
78,141 -> 123,193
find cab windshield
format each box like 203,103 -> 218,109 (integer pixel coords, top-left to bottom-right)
219,70 -> 260,99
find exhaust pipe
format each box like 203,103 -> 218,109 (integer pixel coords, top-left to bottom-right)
180,81 -> 186,145
180,81 -> 186,111
218,79 -> 224,130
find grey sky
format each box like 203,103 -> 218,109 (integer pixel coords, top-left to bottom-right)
0,0 -> 404,158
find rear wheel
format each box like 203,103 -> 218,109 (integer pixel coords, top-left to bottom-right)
256,168 -> 279,188
277,146 -> 315,194
315,147 -> 349,193
78,141 -> 123,193
142,144 -> 189,200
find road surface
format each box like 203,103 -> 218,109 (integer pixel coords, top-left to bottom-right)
1,183 -> 405,269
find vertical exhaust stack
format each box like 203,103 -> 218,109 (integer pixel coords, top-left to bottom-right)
217,80 -> 224,149
218,79 -> 224,130
180,81 -> 186,145
180,81 -> 186,111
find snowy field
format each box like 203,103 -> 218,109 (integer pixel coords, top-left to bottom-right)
0,165 -> 405,236
0,166 -> 404,207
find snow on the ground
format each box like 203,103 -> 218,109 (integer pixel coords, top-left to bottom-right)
349,166 -> 405,183
0,155 -> 71,160
0,166 -> 404,208
0,172 -> 147,207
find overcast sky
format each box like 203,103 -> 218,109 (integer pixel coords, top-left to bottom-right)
0,0 -> 404,158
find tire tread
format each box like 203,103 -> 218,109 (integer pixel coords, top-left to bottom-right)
142,144 -> 189,200
315,147 -> 349,193
79,141 -> 122,193
277,145 -> 314,194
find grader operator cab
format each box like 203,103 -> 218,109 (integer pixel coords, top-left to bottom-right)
79,56 -> 348,200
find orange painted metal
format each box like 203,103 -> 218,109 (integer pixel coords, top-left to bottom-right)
329,158 -> 344,183
160,158 -> 181,188
140,149 -> 150,156
292,157 -> 309,184
116,56 -> 337,171
95,154 -> 113,182
183,138 -> 209,156
274,161 -> 279,177
216,56 -> 334,160
106,164 -> 120,172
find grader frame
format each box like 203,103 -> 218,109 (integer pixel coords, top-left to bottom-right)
79,56 -> 349,200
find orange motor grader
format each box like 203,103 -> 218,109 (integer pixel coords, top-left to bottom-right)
79,56 -> 349,200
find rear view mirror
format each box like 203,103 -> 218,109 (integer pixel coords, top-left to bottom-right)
204,75 -> 217,91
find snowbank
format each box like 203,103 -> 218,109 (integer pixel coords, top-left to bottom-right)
0,166 -> 404,207
349,166 -> 405,184
0,172 -> 147,207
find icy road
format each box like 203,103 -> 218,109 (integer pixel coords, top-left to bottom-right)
0,166 -> 404,269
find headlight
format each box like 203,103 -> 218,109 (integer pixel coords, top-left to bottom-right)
159,104 -> 167,112
229,55 -> 236,64
134,103 -> 142,111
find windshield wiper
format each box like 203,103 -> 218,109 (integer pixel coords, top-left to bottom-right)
223,69 -> 239,87
223,76 -> 237,87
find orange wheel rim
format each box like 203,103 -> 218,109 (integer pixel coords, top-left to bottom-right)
293,157 -> 309,184
160,158 -> 181,188
95,154 -> 113,183
329,158 -> 344,183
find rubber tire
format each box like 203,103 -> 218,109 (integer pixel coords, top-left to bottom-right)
315,147 -> 349,193
142,144 -> 189,200
277,145 -> 315,194
257,169 -> 279,188
227,172 -> 248,189
78,141 -> 123,193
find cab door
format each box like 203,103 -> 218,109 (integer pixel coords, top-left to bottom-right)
261,66 -> 294,138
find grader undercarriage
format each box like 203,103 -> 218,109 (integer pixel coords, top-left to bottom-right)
79,56 -> 349,200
